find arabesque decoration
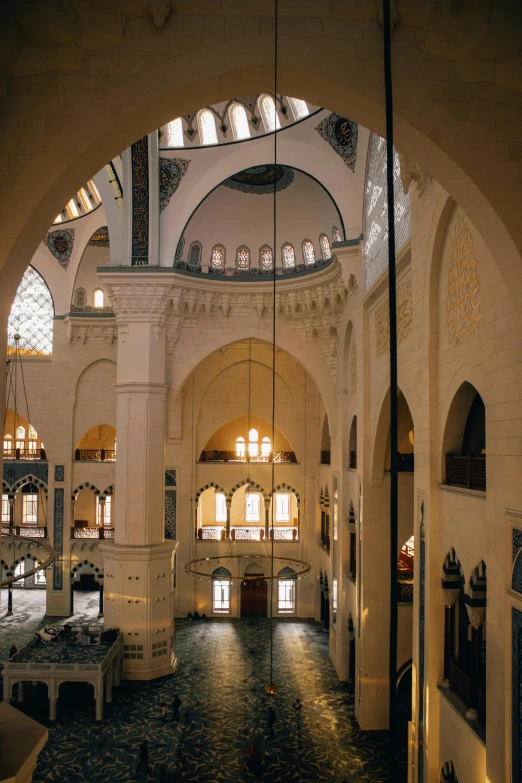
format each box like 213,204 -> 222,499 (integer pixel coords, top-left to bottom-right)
447,213 -> 481,345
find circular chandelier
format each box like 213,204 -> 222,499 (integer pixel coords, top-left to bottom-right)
185,554 -> 310,580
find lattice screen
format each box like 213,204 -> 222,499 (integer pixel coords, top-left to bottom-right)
7,266 -> 54,355
363,132 -> 411,290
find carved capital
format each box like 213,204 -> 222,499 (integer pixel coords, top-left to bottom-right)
398,152 -> 432,196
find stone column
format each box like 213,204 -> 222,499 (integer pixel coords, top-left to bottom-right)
99,272 -> 178,681
465,605 -> 486,719
226,498 -> 231,539
441,587 -> 459,686
264,499 -> 270,539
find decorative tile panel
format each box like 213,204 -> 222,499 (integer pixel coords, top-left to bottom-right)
44,228 -> 75,270
513,528 -> 522,562
53,488 -> 64,590
513,608 -> 522,783
3,461 -> 48,490
131,136 -> 149,265
315,114 -> 358,171
164,490 -> 176,541
159,158 -> 190,212
54,465 -> 65,482
165,469 -> 177,487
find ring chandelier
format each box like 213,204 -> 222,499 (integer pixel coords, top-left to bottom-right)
185,554 -> 311,581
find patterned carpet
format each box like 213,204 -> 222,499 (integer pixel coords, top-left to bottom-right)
1,595 -> 395,782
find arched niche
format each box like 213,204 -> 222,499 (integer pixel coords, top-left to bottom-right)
372,388 -> 414,480
320,413 -> 331,464
442,381 -> 485,489
349,415 -> 357,469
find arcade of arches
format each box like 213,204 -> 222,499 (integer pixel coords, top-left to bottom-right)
1,3 -> 522,782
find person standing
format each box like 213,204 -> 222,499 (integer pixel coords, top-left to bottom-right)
171,694 -> 181,722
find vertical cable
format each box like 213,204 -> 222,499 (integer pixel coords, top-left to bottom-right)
269,0 -> 279,689
383,0 -> 399,779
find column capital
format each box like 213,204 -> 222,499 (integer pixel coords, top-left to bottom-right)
98,271 -> 177,329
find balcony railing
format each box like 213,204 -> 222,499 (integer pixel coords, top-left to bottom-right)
199,450 -> 296,464
320,451 -> 331,465
1,525 -> 47,538
450,659 -> 472,708
446,455 -> 486,491
71,526 -> 115,539
75,449 -> 116,462
398,580 -> 414,603
197,526 -> 298,541
3,448 -> 47,461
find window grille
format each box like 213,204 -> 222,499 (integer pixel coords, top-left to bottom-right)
288,97 -> 309,120
260,245 -> 273,269
302,240 -> 315,265
8,266 -> 54,355
320,234 -> 332,259
236,246 -> 250,271
211,245 -> 225,269
363,132 -> 411,290
166,118 -> 184,147
282,243 -> 295,269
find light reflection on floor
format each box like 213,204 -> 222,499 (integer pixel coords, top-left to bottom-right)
1,597 -> 397,782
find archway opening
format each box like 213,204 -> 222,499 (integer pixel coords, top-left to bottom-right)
442,382 -> 485,490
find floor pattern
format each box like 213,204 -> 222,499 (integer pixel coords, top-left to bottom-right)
2,597 -> 395,783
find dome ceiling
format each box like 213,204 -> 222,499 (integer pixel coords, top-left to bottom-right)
223,165 -> 294,195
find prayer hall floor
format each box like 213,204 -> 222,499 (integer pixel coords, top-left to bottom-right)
1,611 -> 402,782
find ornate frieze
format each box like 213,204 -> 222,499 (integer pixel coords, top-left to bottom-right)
66,319 -> 117,345
447,212 -> 481,345
375,274 -> 413,358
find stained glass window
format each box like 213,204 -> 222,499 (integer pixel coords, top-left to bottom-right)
282,243 -> 295,269
288,97 -> 309,120
229,103 -> 250,141
260,245 -> 273,269
8,266 -> 54,355
211,245 -> 225,269
236,246 -> 250,271
259,95 -> 281,132
188,241 -> 202,267
363,132 -> 411,290
166,118 -> 184,147
198,109 -> 218,145
320,234 -> 332,259
302,240 -> 315,265
332,226 -> 342,243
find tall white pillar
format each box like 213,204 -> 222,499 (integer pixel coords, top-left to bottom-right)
99,271 -> 178,680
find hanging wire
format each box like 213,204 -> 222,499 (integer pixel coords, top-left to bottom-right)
268,0 -> 279,692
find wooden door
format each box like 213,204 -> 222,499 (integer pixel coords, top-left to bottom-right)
241,577 -> 267,616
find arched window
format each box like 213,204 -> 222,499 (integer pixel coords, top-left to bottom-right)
288,97 -> 309,120
215,492 -> 227,523
2,494 -> 10,522
212,567 -> 231,614
302,240 -> 315,265
278,567 -> 296,613
332,226 -> 342,243
74,287 -> 86,310
96,495 -> 112,527
15,561 -> 25,586
8,266 -> 54,356
165,118 -> 184,147
246,493 -> 260,522
261,436 -> 271,458
248,428 -> 259,458
236,246 -> 250,271
282,243 -> 296,270
15,426 -> 25,450
198,109 -> 218,145
66,198 -> 80,219
93,288 -> 104,308
211,244 -> 225,270
275,492 -> 290,521
259,95 -> 281,132
320,234 -> 332,259
229,103 -> 251,141
236,436 -> 246,458
259,245 -> 273,270
188,241 -> 202,268
363,132 -> 411,289
34,560 -> 46,585
22,484 -> 38,525
3,435 -> 13,457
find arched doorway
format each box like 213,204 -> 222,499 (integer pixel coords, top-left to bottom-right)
241,563 -> 267,617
